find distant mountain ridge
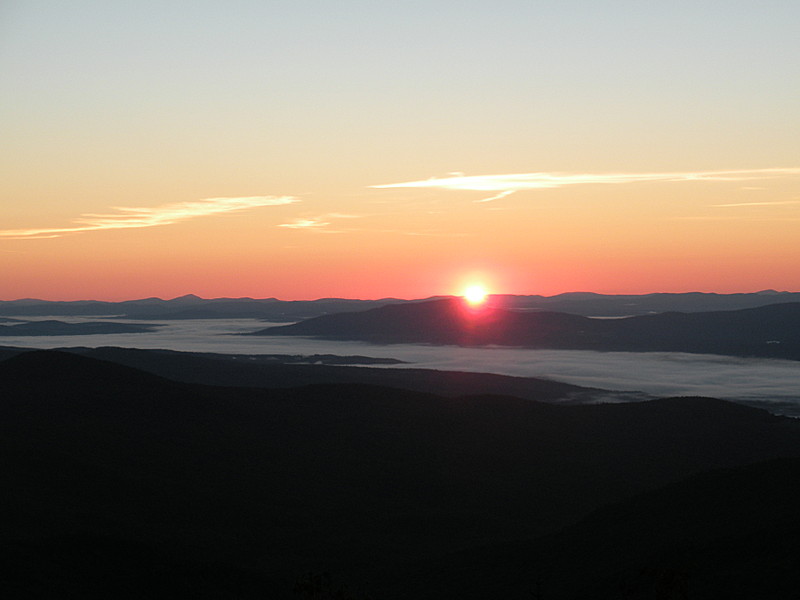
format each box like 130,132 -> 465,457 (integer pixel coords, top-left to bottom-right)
0,295 -> 409,321
493,289 -> 800,316
2,290 -> 799,320
254,298 -> 800,360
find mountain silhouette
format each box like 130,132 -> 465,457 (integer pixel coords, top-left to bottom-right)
0,296 -> 407,321
0,344 -> 633,404
3,290 -> 800,320
1,349 -> 175,389
494,289 -> 800,315
0,320 -> 161,336
2,350 -> 798,597
398,457 -> 800,599
79,345 -> 617,403
254,299 -> 800,359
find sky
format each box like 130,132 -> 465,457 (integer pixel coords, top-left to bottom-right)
2,1 -> 799,301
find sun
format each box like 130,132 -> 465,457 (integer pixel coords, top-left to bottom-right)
462,284 -> 488,306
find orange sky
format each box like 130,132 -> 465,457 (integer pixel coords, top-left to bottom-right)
2,3 -> 799,300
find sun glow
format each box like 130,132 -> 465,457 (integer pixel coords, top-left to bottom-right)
463,285 -> 488,306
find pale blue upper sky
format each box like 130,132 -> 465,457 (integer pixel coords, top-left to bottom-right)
3,0 -> 798,188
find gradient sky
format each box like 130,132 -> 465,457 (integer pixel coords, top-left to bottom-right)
2,1 -> 799,300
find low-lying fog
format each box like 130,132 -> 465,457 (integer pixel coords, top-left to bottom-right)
3,317 -> 798,414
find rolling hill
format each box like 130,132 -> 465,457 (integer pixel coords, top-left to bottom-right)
2,349 -> 798,597
253,299 -> 800,359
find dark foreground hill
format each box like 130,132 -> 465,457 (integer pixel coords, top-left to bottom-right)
0,345 -> 642,405
80,345 -> 632,403
402,458 -> 800,599
2,350 -> 799,598
254,299 -> 800,360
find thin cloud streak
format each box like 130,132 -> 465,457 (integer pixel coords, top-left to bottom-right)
278,213 -> 362,231
672,216 -> 800,221
279,218 -> 331,229
0,196 -> 298,239
372,168 -> 800,201
711,200 -> 800,208
475,190 -> 516,203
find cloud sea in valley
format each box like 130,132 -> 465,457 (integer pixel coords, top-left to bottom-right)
3,316 -> 798,416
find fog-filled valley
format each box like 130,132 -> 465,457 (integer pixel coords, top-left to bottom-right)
2,294 -> 800,417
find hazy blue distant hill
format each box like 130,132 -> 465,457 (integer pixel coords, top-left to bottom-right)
2,350 -> 798,598
255,299 -> 800,360
0,296 -> 408,321
0,320 -> 161,336
2,290 -> 799,320
494,289 -> 800,316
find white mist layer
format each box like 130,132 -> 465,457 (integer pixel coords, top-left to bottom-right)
3,317 -> 799,408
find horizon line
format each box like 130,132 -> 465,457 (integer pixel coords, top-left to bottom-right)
1,288 -> 796,304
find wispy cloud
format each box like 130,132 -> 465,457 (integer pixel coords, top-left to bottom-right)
0,196 -> 298,239
475,190 -> 516,203
277,213 -> 462,237
394,230 -> 468,237
278,213 -> 362,232
711,200 -> 800,208
671,216 -> 800,221
279,218 -> 331,229
372,168 -> 800,201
